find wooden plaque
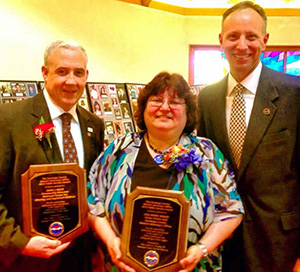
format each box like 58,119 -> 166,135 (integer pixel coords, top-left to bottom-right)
21,163 -> 89,243
121,186 -> 190,272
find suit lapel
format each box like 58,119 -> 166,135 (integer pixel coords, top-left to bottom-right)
30,92 -> 63,164
238,66 -> 279,179
210,77 -> 235,164
77,106 -> 94,169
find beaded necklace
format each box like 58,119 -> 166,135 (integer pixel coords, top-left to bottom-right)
146,133 -> 180,158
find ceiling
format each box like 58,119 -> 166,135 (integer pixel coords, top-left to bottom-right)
118,0 -> 300,15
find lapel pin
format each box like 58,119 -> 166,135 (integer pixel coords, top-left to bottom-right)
263,108 -> 271,116
87,127 -> 93,137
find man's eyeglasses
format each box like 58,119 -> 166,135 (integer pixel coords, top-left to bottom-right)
148,96 -> 186,109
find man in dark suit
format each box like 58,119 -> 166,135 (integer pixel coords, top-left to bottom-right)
0,40 -> 104,271
197,2 -> 300,271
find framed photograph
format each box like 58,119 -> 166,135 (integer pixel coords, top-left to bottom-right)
123,121 -> 134,134
78,88 -> 91,111
92,100 -> 103,117
26,83 -> 38,97
88,84 -> 99,100
0,82 -> 13,97
107,84 -> 117,94
78,97 -> 90,111
11,82 -> 27,97
120,103 -> 131,119
117,85 -> 128,103
114,108 -> 122,120
114,121 -> 123,136
126,84 -> 138,100
105,121 -> 115,135
99,84 -> 108,98
102,100 -> 112,115
110,94 -> 119,108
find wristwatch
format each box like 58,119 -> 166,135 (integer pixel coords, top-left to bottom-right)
198,242 -> 208,257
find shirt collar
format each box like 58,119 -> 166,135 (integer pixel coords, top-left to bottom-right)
43,89 -> 79,122
228,62 -> 262,96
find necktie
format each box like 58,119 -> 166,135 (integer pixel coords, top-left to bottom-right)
61,113 -> 78,163
229,84 -> 246,168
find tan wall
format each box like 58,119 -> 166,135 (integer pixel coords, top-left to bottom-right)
185,14 -> 300,46
0,0 -> 299,84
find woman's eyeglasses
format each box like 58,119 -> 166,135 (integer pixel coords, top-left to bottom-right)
148,96 -> 186,109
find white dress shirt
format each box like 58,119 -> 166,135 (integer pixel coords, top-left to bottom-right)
226,62 -> 263,134
43,89 -> 84,168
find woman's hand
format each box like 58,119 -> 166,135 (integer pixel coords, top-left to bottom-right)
106,236 -> 135,272
293,258 -> 300,272
89,214 -> 135,271
178,245 -> 203,272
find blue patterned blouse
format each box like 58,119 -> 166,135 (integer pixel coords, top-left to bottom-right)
88,133 -> 244,272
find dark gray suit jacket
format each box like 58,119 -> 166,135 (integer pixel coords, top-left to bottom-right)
198,65 -> 300,272
0,92 -> 104,271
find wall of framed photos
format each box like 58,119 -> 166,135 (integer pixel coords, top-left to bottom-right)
86,82 -> 144,144
0,81 -> 40,103
0,80 -> 144,144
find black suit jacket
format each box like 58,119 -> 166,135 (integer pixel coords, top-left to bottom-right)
198,65 -> 300,272
0,92 -> 104,271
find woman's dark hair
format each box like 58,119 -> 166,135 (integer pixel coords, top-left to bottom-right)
135,71 -> 197,134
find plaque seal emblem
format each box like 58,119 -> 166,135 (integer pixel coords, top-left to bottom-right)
144,250 -> 159,267
49,221 -> 64,237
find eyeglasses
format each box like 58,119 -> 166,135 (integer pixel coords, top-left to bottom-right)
148,96 -> 186,109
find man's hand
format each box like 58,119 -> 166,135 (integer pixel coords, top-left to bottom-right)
21,236 -> 70,258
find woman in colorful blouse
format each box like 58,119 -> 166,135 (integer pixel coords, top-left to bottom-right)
88,72 -> 244,272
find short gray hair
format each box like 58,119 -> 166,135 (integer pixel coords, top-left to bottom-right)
44,40 -> 88,66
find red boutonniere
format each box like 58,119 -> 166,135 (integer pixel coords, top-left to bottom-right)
34,116 -> 55,149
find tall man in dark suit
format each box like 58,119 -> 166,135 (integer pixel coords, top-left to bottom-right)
0,40 -> 104,271
197,2 -> 300,271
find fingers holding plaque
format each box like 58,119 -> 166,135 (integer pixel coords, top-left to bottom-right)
121,186 -> 190,272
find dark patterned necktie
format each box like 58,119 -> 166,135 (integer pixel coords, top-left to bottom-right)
61,113 -> 78,163
229,84 -> 246,168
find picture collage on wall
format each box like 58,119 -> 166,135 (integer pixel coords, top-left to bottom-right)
0,81 -> 39,104
125,83 -> 144,130
0,79 -> 145,145
87,82 -> 144,145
